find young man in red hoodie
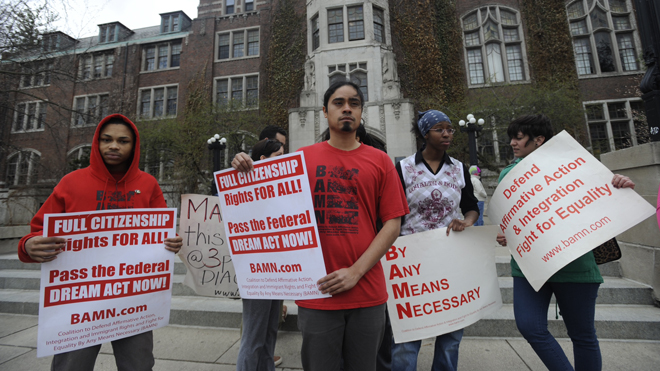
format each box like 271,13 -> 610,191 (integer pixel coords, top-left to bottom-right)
18,114 -> 182,371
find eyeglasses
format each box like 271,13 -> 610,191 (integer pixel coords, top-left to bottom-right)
428,128 -> 456,135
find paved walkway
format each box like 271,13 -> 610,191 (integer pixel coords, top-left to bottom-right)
1,313 -> 659,370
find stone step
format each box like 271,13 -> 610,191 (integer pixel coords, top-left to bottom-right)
0,268 -> 649,305
1,289 -> 658,340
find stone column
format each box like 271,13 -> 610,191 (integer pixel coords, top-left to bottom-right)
601,142 -> 660,305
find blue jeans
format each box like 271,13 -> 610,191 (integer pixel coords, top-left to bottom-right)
474,201 -> 485,226
513,277 -> 601,371
391,329 -> 463,371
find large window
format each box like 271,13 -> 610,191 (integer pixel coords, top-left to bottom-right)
373,7 -> 385,43
462,7 -> 528,86
347,5 -> 365,41
73,94 -> 109,127
585,99 -> 642,157
215,75 -> 259,108
6,150 -> 40,186
13,101 -> 47,133
328,63 -> 368,101
567,0 -> 640,76
245,0 -> 254,12
20,61 -> 53,88
143,42 -> 181,71
139,85 -> 178,119
328,8 -> 344,43
99,25 -> 117,43
226,0 -> 235,15
67,145 -> 91,172
311,15 -> 320,51
161,14 -> 181,33
216,28 -> 260,61
141,149 -> 174,182
79,53 -> 114,80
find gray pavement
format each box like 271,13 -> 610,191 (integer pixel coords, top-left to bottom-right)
1,313 -> 659,370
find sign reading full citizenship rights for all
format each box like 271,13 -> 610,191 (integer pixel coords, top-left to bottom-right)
214,153 -> 329,300
38,208 -> 177,357
489,131 -> 656,291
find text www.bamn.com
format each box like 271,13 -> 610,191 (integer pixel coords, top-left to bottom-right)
542,216 -> 612,262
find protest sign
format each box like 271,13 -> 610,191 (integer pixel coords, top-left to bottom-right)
383,225 -> 502,343
489,131 -> 656,291
214,152 -> 329,300
37,208 -> 177,357
179,194 -> 239,297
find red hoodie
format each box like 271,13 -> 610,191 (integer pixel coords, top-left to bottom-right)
18,114 -> 167,263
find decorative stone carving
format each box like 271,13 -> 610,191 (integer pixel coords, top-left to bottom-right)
299,111 -> 307,127
305,61 -> 316,91
382,52 -> 398,84
314,111 -> 320,139
392,103 -> 401,120
379,105 -> 386,133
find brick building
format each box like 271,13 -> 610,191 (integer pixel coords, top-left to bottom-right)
0,0 -> 646,225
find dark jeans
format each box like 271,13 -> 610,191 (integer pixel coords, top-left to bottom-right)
298,304 -> 386,371
51,331 -> 154,371
513,277 -> 601,371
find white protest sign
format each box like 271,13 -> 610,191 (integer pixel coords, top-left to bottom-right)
214,152 -> 329,300
383,225 -> 502,343
489,131 -> 656,291
179,194 -> 239,297
38,208 -> 177,357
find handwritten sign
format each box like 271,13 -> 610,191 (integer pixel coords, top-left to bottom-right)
489,131 -> 656,291
214,152 -> 329,300
383,226 -> 502,343
179,194 -> 239,297
38,208 -> 177,357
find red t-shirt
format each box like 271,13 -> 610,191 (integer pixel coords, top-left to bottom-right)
296,142 -> 409,310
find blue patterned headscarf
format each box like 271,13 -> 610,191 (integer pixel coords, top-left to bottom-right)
417,110 -> 451,137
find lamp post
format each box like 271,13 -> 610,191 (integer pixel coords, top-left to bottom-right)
633,0 -> 660,141
207,134 -> 227,195
458,114 -> 485,166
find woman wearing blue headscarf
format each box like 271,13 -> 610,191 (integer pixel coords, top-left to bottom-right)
391,110 -> 480,371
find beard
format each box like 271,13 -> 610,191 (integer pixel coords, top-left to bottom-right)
340,121 -> 353,132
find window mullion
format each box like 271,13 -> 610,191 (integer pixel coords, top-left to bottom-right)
343,6 -> 348,43
150,89 -> 155,118
499,19 -> 510,82
230,32 -> 234,57
625,100 -> 638,146
603,103 -> 616,151
168,43 -> 172,68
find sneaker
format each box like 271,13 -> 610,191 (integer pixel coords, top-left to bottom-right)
274,355 -> 283,367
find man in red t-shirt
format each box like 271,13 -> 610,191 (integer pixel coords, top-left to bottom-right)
233,81 -> 409,371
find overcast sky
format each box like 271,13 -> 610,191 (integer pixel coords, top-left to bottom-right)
52,0 -> 198,38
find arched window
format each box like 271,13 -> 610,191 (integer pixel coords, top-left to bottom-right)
328,62 -> 369,101
462,7 -> 528,86
67,145 -> 92,172
6,150 -> 40,186
567,0 -> 640,76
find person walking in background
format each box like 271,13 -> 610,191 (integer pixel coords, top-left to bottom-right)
391,110 -> 479,371
469,165 -> 488,226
